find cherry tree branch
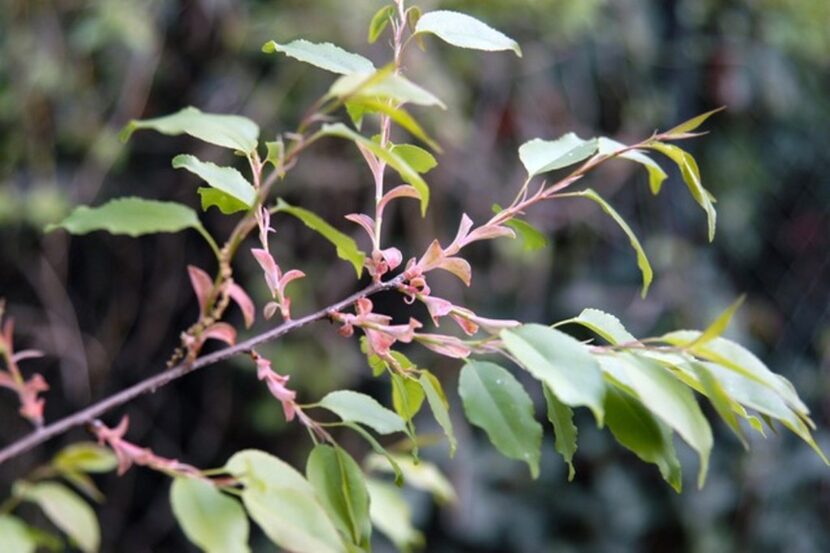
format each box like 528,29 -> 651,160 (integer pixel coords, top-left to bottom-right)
0,275 -> 405,466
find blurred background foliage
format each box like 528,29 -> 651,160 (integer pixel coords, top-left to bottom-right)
1,0 -> 829,551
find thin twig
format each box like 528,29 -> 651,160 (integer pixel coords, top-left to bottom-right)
0,275 -> 405,466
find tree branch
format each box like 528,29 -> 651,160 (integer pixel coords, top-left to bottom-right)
0,275 -> 404,466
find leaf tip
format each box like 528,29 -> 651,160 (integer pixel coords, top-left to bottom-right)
262,40 -> 278,54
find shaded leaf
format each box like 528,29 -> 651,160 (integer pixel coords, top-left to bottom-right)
262,39 -> 374,75
390,144 -> 438,172
419,372 -> 457,456
319,390 -> 406,435
52,443 -> 117,474
414,10 -> 522,57
329,71 -> 445,109
391,374 -> 425,421
368,5 -> 395,43
197,188 -> 249,214
666,107 -> 725,136
0,515 -> 36,553
172,154 -> 256,207
543,386 -> 578,481
342,422 -> 404,485
170,477 -> 250,553
349,100 -> 440,150
19,482 -> 100,553
565,308 -> 637,345
366,479 -> 423,552
366,454 -> 457,504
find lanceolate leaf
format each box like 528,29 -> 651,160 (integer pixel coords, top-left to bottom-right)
47,197 -> 204,238
306,445 -> 371,549
172,154 -> 256,208
666,107 -> 725,136
458,360 -> 543,478
320,123 -> 430,215
561,188 -> 653,298
120,106 -> 259,154
329,71 -> 445,108
501,325 -> 606,423
318,390 -> 406,435
597,137 -> 667,195
419,372 -> 457,456
689,295 -> 746,348
414,10 -> 522,57
368,6 -> 395,43
390,144 -> 438,173
543,385 -> 578,481
18,482 -> 100,553
519,134 -> 598,177
565,308 -> 638,345
366,479 -> 424,552
275,199 -> 365,276
52,443 -> 117,474
170,477 -> 250,553
0,516 -> 35,553
603,386 -> 683,492
262,39 -> 375,75
346,99 -> 441,150
690,362 -> 748,448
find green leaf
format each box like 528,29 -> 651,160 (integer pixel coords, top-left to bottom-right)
342,422 -> 404,485
319,390 -> 406,435
275,199 -> 365,276
170,477 -> 250,553
562,188 -> 653,298
665,107 -> 725,136
368,5 -> 395,43
648,142 -> 717,241
501,324 -> 606,423
565,308 -> 637,345
19,482 -> 100,553
690,362 -> 748,448
46,197 -> 202,237
120,106 -> 259,154
225,450 -> 346,553
414,10 -> 522,57
320,123 -> 430,215
262,39 -> 375,75
197,188 -> 249,214
307,445 -> 371,549
172,154 -> 256,207
265,139 -> 284,169
518,134 -> 598,177
492,204 -> 548,251
543,385 -> 578,481
366,454 -> 457,504
597,137 -> 667,195
419,372 -> 457,456
366,479 -> 423,552
598,353 -> 713,487
603,386 -> 682,492
689,295 -> 746,347
52,443 -> 117,474
0,515 -> 36,553
347,100 -> 440,151
392,374 -> 425,421
458,360 -> 543,478
390,144 -> 438,173
329,70 -> 445,109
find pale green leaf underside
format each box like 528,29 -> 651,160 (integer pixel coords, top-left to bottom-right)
120,106 -> 259,154
275,198 -> 365,276
366,453 -> 457,504
262,39 -> 375,75
46,197 -> 202,238
567,308 -> 638,345
597,137 -> 667,195
415,10 -> 522,57
0,516 -> 35,553
366,479 -> 424,552
543,385 -> 579,481
20,482 -> 100,553
172,154 -> 256,207
458,360 -> 543,478
330,71 -> 445,109
519,134 -> 598,177
318,390 -> 406,435
170,477 -> 250,553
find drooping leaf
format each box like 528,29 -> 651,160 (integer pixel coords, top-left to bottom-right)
542,385 -> 578,481
519,134 -> 598,177
19,482 -> 100,553
603,385 -> 683,492
492,204 -> 548,251
648,142 -> 717,241
565,308 -> 637,345
0,515 -> 36,553
368,5 -> 395,43
562,188 -> 653,297
320,123 -> 430,215
366,479 -> 424,552
342,422 -> 404,485
366,453 -> 457,504
172,154 -> 256,208
665,107 -> 725,136
458,360 -> 543,478
275,199 -> 365,276
170,477 -> 250,553
306,445 -> 371,549
419,371 -> 457,456
414,10 -> 522,57
346,100 -> 440,150
329,70 -> 445,109
319,390 -> 406,435
52,443 -> 117,474
197,188 -> 249,214
46,197 -> 203,238
390,144 -> 438,173
120,106 -> 259,154
597,137 -> 668,195
262,39 -> 375,75
225,450 -> 345,553
690,362 -> 748,448
391,373 -> 425,421
501,324 -> 605,423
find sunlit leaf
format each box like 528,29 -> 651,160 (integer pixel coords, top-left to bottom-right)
665,107 -> 725,136
262,39 -> 375,75
329,70 -> 445,109
419,371 -> 457,456
366,454 -> 457,504
347,100 -> 440,150
688,295 -> 746,348
0,515 -> 36,553
368,5 -> 395,43
19,482 -> 100,553
414,10 -> 522,57
172,154 -> 256,207
565,308 -> 637,345
366,479 -> 423,552
519,134 -> 597,177
319,390 -> 406,435
390,144 -> 438,173
170,477 -> 249,553
597,137 -> 667,195
458,360 -> 543,478
197,188 -> 249,215
391,374 -> 425,421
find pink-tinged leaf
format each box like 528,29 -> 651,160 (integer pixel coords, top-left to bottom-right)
416,333 -> 472,359
251,248 -> 281,293
345,213 -> 376,242
449,213 -> 474,252
422,296 -> 454,325
466,313 -> 520,335
378,185 -> 421,216
437,257 -> 472,286
462,224 -> 516,247
450,313 -> 479,335
379,247 -> 403,271
356,297 -> 374,315
227,282 -> 255,329
201,323 -> 236,346
11,349 -> 44,364
418,240 -> 444,270
18,373 -> 49,425
357,141 -> 382,175
0,371 -> 14,389
279,269 -> 306,291
380,318 -> 423,343
187,266 -> 214,316
365,329 -> 397,357
264,301 -> 280,320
